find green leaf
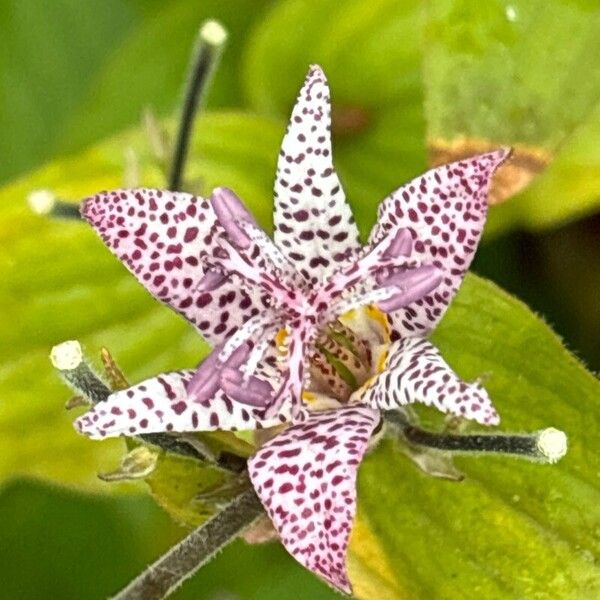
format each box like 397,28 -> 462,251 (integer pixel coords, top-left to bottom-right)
58,0 -> 276,156
487,104 -> 600,235
0,110 -> 283,492
243,0 -> 428,236
423,0 -> 600,214
0,0 -> 139,182
354,273 -> 600,598
0,478 -> 338,599
244,0 -> 600,234
0,0 -> 274,184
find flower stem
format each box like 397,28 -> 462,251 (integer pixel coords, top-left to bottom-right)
386,411 -> 567,464
111,487 -> 263,600
168,20 -> 227,191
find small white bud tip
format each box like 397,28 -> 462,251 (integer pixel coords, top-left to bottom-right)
28,189 -> 56,214
200,20 -> 227,46
50,340 -> 83,370
537,427 -> 568,463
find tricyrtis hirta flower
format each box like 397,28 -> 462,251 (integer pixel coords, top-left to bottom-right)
75,65 -> 509,593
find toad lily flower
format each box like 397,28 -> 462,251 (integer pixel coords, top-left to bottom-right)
75,66 -> 510,594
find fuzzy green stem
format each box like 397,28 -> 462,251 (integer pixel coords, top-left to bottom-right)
386,411 -> 567,464
111,488 -> 263,600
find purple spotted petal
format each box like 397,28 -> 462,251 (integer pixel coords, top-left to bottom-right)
74,368 -> 292,440
249,407 -> 380,594
351,338 -> 499,425
369,149 -> 511,338
273,65 -> 361,284
81,189 -> 266,346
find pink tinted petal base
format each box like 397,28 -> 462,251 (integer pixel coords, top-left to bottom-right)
249,407 -> 380,594
352,338 -> 499,425
369,149 -> 511,338
74,370 -> 291,439
273,66 -> 361,284
81,189 -> 265,346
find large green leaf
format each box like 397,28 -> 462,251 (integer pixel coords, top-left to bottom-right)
423,0 -> 600,221
356,273 -> 600,598
487,104 -> 600,235
0,478 -> 338,599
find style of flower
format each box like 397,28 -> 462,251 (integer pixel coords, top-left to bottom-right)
74,65 -> 509,594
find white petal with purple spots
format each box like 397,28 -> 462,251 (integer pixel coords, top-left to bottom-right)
75,368 -> 291,439
82,189 -> 266,346
351,337 -> 499,425
249,406 -> 380,594
369,150 -> 511,339
273,66 -> 361,284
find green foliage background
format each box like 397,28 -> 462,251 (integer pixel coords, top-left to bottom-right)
1,0 -> 599,598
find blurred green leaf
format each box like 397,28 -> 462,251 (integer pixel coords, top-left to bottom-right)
0,0 -> 139,182
0,0 -> 273,184
58,0 -> 275,155
487,104 -> 600,235
423,0 -> 600,217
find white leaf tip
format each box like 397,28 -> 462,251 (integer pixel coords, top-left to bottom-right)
200,20 -> 227,46
50,340 -> 83,370
28,189 -> 56,214
537,427 -> 568,463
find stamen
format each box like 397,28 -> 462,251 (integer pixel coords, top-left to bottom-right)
387,412 -> 568,464
211,190 -> 303,295
196,268 -> 227,292
382,228 -> 413,260
219,367 -> 274,407
376,265 -> 443,312
241,338 -> 271,380
187,342 -> 251,404
168,20 -> 227,190
219,314 -> 279,363
211,187 -> 258,250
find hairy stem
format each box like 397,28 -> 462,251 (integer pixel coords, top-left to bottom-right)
112,488 -> 263,600
385,411 -> 567,463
